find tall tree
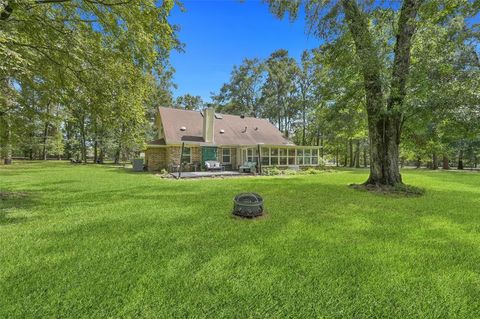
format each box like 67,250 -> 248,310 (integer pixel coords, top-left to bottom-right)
174,94 -> 204,110
261,49 -> 299,135
212,58 -> 265,117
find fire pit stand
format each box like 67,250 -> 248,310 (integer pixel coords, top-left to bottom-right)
233,193 -> 264,218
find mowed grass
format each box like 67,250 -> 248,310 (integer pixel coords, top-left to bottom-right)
1,162 -> 479,318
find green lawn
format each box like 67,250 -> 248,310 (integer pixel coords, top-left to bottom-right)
1,162 -> 479,318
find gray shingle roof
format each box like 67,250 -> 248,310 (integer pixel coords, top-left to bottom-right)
157,107 -> 293,146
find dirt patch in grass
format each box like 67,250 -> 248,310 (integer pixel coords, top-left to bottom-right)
231,210 -> 270,220
0,192 -> 29,200
349,183 -> 425,197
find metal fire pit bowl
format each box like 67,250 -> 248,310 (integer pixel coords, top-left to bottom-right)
233,193 -> 264,218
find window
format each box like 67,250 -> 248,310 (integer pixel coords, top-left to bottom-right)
247,148 -> 258,163
261,147 -> 270,165
279,148 -> 288,165
181,147 -> 192,164
296,149 -> 304,165
295,148 -> 319,165
312,149 -> 319,165
256,147 -> 319,166
288,149 -> 295,165
222,148 -> 231,163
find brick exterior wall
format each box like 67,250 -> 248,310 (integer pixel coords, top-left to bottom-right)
145,148 -> 167,172
146,146 -> 202,171
166,146 -> 201,166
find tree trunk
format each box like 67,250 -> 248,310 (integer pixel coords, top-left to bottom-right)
93,121 -> 98,164
365,116 -> 403,185
94,141 -> 98,164
349,139 -> 355,167
458,149 -> 464,170
416,157 -> 421,168
342,0 -> 420,186
320,138 -> 324,158
42,102 -> 51,161
42,122 -> 48,161
442,155 -> 449,170
355,140 -> 360,168
363,146 -> 367,168
0,116 -> 12,165
344,142 -> 348,167
80,115 -> 87,164
432,152 -> 438,170
99,147 -> 105,164
302,106 -> 306,145
114,142 -> 121,165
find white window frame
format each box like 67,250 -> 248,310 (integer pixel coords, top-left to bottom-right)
222,148 -> 231,164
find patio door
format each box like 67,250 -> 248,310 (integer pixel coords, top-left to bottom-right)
241,147 -> 258,163
201,146 -> 217,164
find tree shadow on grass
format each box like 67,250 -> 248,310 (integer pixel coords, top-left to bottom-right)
0,191 -> 39,225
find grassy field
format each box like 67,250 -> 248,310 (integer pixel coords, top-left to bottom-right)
1,162 -> 479,318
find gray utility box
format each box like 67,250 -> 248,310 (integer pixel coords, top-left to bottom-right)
132,158 -> 144,172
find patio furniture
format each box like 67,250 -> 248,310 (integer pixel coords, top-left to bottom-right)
222,163 -> 233,171
190,162 -> 201,172
239,161 -> 256,173
169,162 -> 181,172
205,160 -> 222,171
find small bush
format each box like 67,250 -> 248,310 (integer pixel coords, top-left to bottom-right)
158,168 -> 170,178
304,168 -> 323,175
282,169 -> 298,175
263,167 -> 282,176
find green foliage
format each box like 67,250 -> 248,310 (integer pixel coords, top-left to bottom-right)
174,94 -> 205,110
262,166 -> 283,176
213,58 -> 265,117
262,165 -> 326,176
0,0 -> 179,162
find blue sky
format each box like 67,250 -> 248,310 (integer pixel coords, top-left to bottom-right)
168,0 -> 320,102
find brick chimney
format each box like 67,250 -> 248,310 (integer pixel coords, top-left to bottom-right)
202,107 -> 215,143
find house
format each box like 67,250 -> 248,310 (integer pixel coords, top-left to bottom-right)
145,107 -> 322,172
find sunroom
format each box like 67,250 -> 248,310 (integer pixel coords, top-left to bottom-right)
238,145 -> 322,167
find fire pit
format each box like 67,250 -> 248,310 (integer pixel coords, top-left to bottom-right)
233,193 -> 264,218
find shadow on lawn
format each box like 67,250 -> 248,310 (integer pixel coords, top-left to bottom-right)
0,191 -> 38,225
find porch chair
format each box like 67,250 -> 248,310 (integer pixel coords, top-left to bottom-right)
205,160 -> 222,171
239,161 -> 256,173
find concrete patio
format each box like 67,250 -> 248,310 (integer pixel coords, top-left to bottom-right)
170,171 -> 245,179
